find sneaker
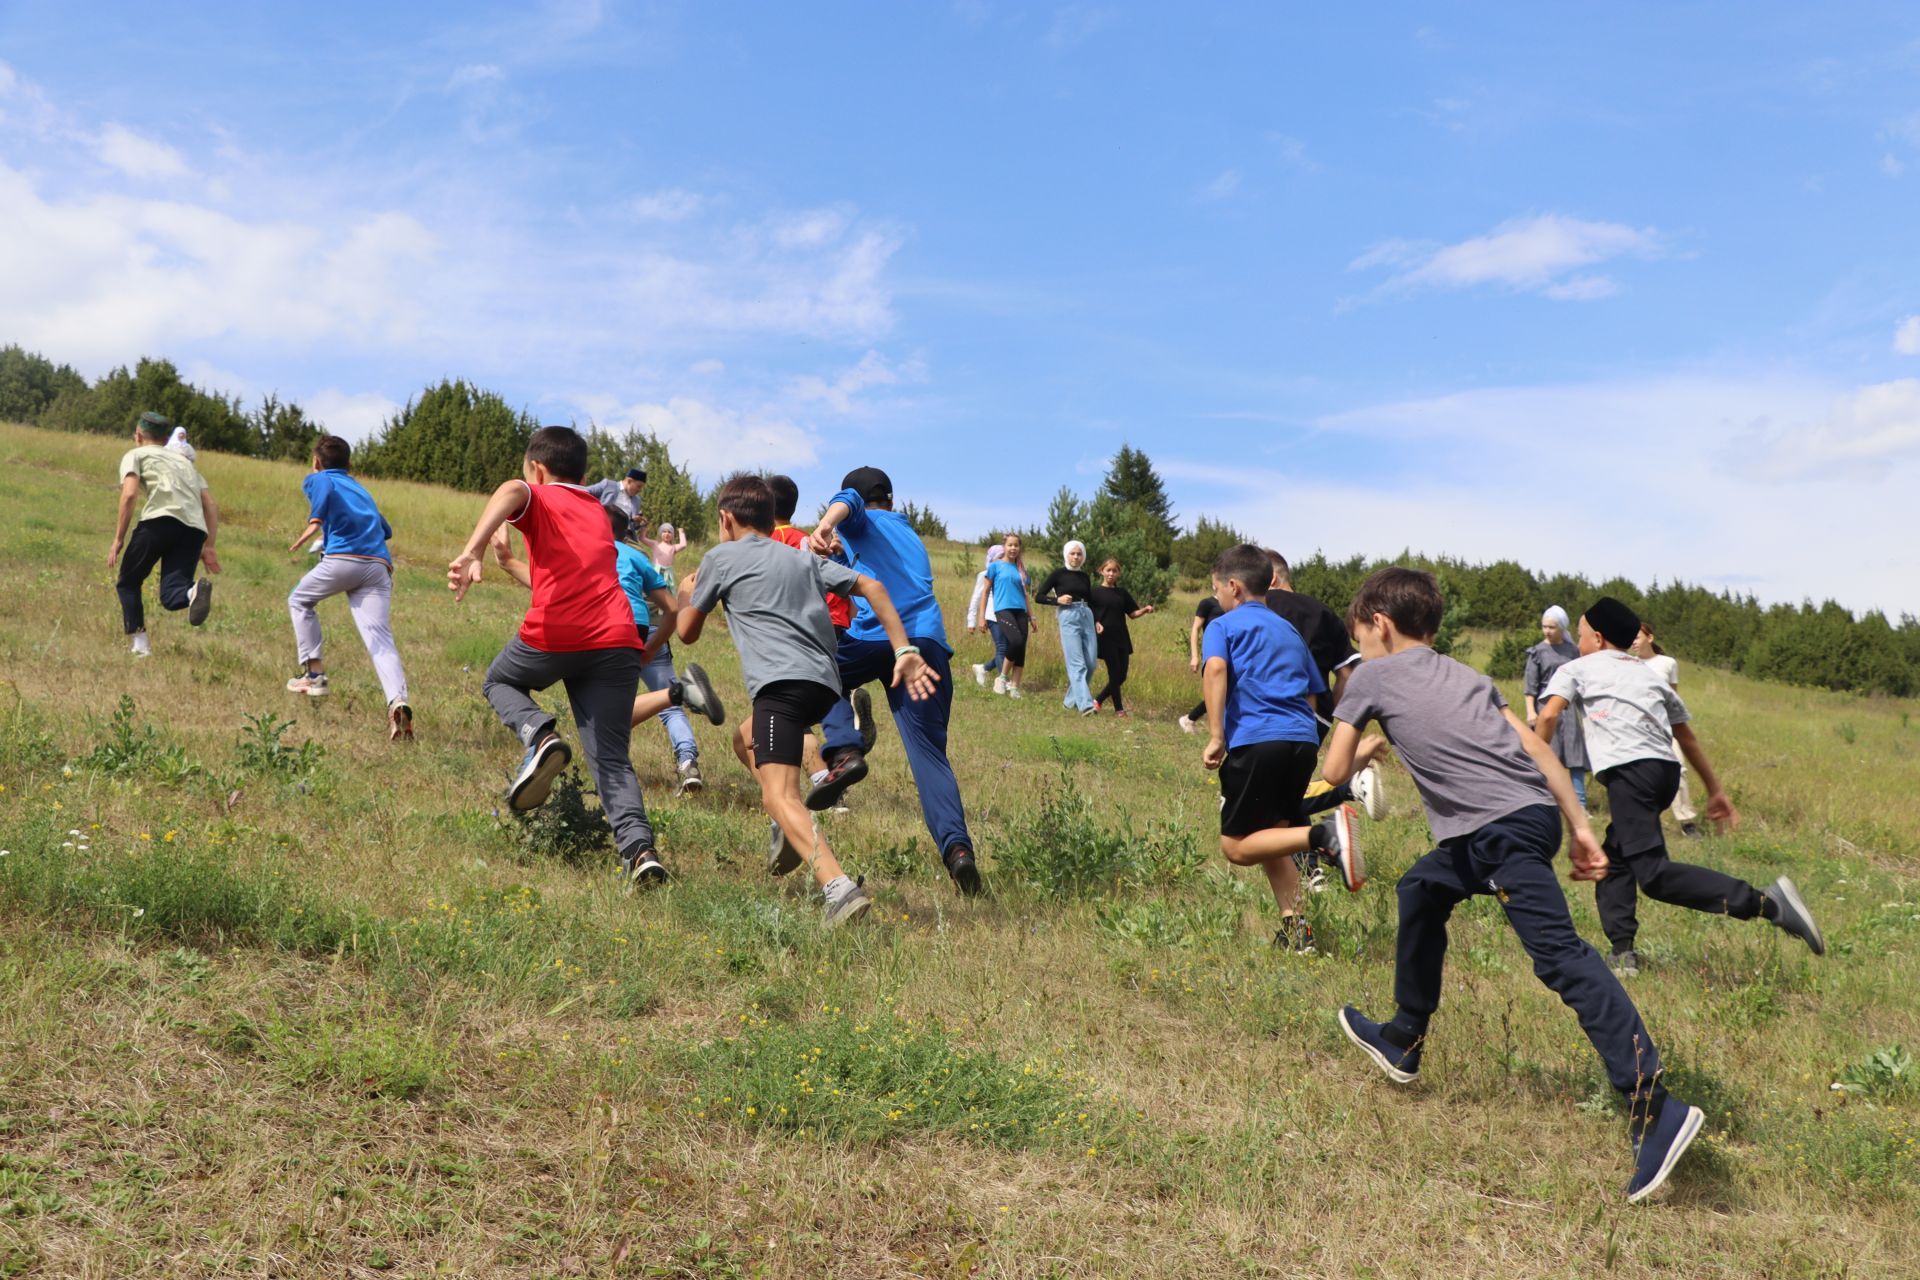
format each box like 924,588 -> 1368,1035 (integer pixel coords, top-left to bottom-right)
971,663 -> 989,687
1275,916 -> 1316,954
767,819 -> 804,877
1626,1101 -> 1705,1203
1006,686 -> 1023,700
945,845 -> 984,897
806,748 -> 869,813
1337,1006 -> 1421,1084
675,664 -> 725,725
824,883 -> 873,928
1113,708 -> 1131,719
388,700 -> 414,741
286,671 -> 329,697
129,630 -> 152,658
1762,876 -> 1825,956
1177,714 -> 1196,735
621,847 -> 669,892
675,758 -> 704,796
1314,806 -> 1366,892
187,577 -> 213,626
1352,761 -> 1388,820
1080,704 -> 1098,717
852,686 -> 879,754
507,734 -> 571,811
1679,822 -> 1703,839
1608,948 -> 1642,978
992,675 -> 1008,695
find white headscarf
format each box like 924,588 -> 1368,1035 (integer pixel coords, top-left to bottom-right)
166,427 -> 196,460
1542,604 -> 1571,633
1062,540 -> 1086,566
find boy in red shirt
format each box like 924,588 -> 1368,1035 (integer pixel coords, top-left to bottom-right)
448,426 -> 668,889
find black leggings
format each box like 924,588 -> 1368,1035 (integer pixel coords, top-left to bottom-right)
1094,649 -> 1129,711
996,610 -> 1030,665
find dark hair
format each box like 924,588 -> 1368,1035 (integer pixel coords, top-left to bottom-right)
1638,621 -> 1666,656
1211,544 -> 1273,595
524,425 -> 588,482
766,474 -> 800,522
1346,567 -> 1445,640
606,505 -> 633,543
313,435 -> 351,471
1264,549 -> 1290,584
135,410 -> 172,442
715,472 -> 775,533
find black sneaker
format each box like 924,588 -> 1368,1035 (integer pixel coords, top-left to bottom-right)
507,734 -> 571,811
1337,1006 -> 1421,1084
1626,1100 -> 1704,1203
1762,877 -> 1825,956
621,847 -> 669,893
805,748 -> 869,812
944,845 -> 984,897
1679,822 -> 1703,839
675,664 -> 725,725
852,686 -> 879,754
1275,916 -> 1316,954
188,577 -> 214,626
1608,948 -> 1642,978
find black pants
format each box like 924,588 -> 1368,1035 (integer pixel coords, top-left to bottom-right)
116,516 -> 206,634
996,610 -> 1030,665
1594,758 -> 1763,953
1396,804 -> 1665,1107
1093,648 -> 1129,711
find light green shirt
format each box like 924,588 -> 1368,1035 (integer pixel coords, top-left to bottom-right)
118,445 -> 208,532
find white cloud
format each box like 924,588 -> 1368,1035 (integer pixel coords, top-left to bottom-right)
307,389 -> 403,442
1895,315 -> 1920,355
786,349 -> 925,414
771,207 -> 850,249
1352,214 -> 1662,300
94,123 -> 190,179
1198,168 -> 1241,202
447,63 -> 505,89
1724,378 -> 1920,483
689,358 -> 725,376
632,188 -> 705,221
578,393 -> 818,476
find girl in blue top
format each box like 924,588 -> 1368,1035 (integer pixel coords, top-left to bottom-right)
983,533 -> 1034,698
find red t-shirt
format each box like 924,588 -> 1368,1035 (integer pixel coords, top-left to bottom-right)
510,483 -> 640,652
772,523 -> 854,629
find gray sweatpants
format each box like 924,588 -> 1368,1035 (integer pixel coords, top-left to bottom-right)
483,637 -> 653,857
288,556 -> 409,704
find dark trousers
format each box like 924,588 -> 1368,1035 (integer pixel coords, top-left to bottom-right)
1093,649 -> 1129,711
1395,804 -> 1665,1106
1595,758 -> 1763,952
821,636 -> 972,858
483,638 -> 653,857
116,516 -> 205,634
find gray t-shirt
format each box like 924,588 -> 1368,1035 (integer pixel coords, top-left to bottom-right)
1542,650 -> 1689,775
1335,645 -> 1553,841
688,534 -> 861,700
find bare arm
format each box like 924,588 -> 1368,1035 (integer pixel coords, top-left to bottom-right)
1534,694 -> 1569,745
1189,616 -> 1204,672
488,525 -> 533,589
640,588 -> 676,662
1329,663 -> 1352,712
107,475 -> 142,567
289,518 -> 323,554
448,480 -> 531,601
1201,656 -> 1229,769
674,528 -> 687,551
1672,722 -> 1738,831
198,489 -> 221,573
1501,707 -> 1607,880
1321,721 -> 1391,787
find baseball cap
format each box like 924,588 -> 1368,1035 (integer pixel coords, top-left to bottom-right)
841,466 -> 893,505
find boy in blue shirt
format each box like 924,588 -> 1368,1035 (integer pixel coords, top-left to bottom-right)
285,436 -> 413,741
1201,545 -> 1370,952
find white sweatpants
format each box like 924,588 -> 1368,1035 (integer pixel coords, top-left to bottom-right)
288,556 -> 409,705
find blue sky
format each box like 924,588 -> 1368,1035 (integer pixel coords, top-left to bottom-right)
5,2 -> 1920,613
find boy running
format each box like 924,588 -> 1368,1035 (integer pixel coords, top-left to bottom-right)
447,426 -> 669,890
1535,597 -> 1823,974
107,410 -> 220,655
1324,568 -> 1704,1202
285,435 -> 413,740
679,474 -> 935,926
1200,545 -> 1369,953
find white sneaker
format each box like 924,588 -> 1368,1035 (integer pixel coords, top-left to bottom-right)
1353,761 -> 1388,820
286,671 -> 329,697
130,630 -> 152,658
1006,685 -> 1023,699
1177,714 -> 1196,735
971,663 -> 988,687
992,675 -> 1007,695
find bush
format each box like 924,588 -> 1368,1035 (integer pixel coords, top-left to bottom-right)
1485,629 -> 1535,680
505,766 -> 612,864
995,762 -> 1202,898
82,695 -> 198,784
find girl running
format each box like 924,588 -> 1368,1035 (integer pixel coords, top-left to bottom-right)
1037,540 -> 1097,714
982,533 -> 1033,698
1090,557 -> 1154,716
968,543 -> 1010,687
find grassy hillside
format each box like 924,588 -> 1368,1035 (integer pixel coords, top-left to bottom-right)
0,420 -> 1916,1279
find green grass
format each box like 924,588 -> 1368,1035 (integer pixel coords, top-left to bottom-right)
1,420 -> 1917,1277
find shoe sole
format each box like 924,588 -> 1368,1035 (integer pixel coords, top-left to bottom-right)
508,739 -> 571,811
805,754 -> 868,812
1627,1105 -> 1705,1204
825,892 -> 872,928
853,687 -> 878,754
1338,1008 -> 1418,1084
188,578 -> 212,626
1360,763 -> 1388,820
1771,877 -> 1825,956
682,664 -> 726,725
677,777 -> 704,795
287,682 -> 328,697
1333,805 -> 1367,892
390,704 -> 413,740
972,667 -> 987,686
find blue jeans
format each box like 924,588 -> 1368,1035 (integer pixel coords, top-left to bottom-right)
1056,602 -> 1097,711
639,642 -> 698,764
983,619 -> 1008,673
822,636 -> 972,858
1569,767 -> 1588,808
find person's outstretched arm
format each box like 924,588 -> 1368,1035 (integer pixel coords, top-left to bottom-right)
1672,723 -> 1738,831
1201,656 -> 1230,768
488,525 -> 533,589
1502,708 -> 1607,880
449,479 -> 531,601
1320,721 -> 1391,787
641,587 -> 676,662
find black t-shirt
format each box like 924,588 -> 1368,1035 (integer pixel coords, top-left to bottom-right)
1265,588 -> 1357,683
1194,595 -> 1223,625
1089,584 -> 1139,653
1036,567 -> 1093,606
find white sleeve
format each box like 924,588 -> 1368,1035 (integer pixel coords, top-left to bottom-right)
966,572 -> 987,628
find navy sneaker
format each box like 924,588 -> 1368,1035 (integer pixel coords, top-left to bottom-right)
852,686 -> 879,754
805,748 -> 869,812
1337,1006 -> 1421,1084
1762,877 -> 1825,956
944,845 -> 984,897
620,847 -> 669,893
1627,1101 -> 1704,1203
507,734 -> 571,811
187,577 -> 214,626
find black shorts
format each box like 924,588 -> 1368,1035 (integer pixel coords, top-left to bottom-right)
1218,740 -> 1319,838
1596,758 -> 1680,857
751,679 -> 841,768
996,609 -> 1030,665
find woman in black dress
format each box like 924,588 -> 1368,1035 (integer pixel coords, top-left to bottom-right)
1089,557 -> 1155,716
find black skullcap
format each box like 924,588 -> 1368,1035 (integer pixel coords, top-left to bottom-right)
1584,596 -> 1641,650
625,466 -> 647,482
841,466 -> 893,505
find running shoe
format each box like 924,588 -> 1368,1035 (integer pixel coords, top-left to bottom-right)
1314,805 -> 1367,892
945,845 -> 984,897
286,671 -> 329,697
507,734 -> 571,811
621,847 -> 669,893
1626,1101 -> 1704,1203
1763,877 -> 1825,956
1352,761 -> 1388,820
1177,714 -> 1196,735
1338,1006 -> 1421,1084
853,686 -> 879,754
824,883 -> 873,928
806,748 -> 868,812
187,577 -> 213,626
676,664 -> 725,725
768,819 -> 804,877
971,663 -> 989,687
388,700 -> 414,741
675,758 -> 704,795
1608,948 -> 1641,978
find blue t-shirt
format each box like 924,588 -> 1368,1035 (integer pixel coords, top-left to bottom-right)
984,559 -> 1029,614
828,488 -> 950,653
303,470 -> 392,561
614,542 -> 671,630
1201,603 -> 1325,750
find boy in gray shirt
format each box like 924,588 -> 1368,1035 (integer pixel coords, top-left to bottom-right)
1536,596 -> 1823,974
678,474 -> 937,927
1320,567 -> 1704,1202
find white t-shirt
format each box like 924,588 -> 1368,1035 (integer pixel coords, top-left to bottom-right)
1543,650 -> 1689,774
1645,654 -> 1679,689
